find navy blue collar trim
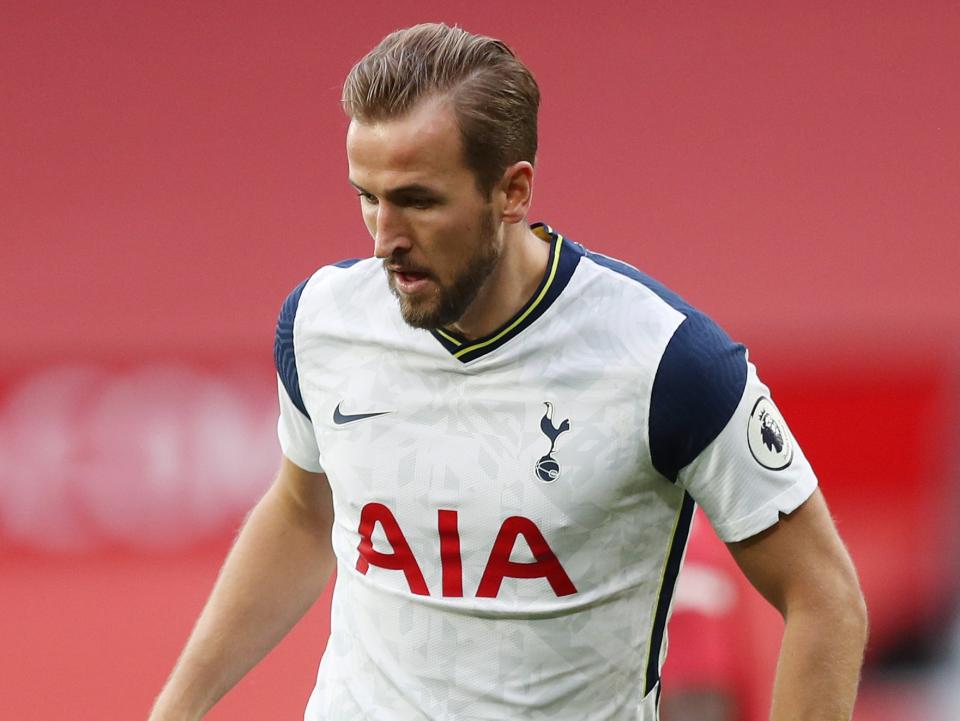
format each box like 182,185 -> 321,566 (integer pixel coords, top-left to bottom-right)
430,223 -> 582,363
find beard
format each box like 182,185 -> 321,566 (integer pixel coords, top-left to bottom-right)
386,208 -> 501,330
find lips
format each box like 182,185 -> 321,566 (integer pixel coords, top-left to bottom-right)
396,270 -> 427,283
389,266 -> 433,294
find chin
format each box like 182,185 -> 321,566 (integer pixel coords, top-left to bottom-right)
398,298 -> 445,329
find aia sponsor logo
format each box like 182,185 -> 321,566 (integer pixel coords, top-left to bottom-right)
355,502 -> 577,598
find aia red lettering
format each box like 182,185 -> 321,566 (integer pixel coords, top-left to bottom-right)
476,516 -> 577,597
355,502 -> 429,595
355,503 -> 577,599
437,509 -> 463,597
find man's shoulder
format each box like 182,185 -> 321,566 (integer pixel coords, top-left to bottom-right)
277,256 -> 382,316
296,255 -> 380,297
568,238 -> 746,395
572,243 -> 699,321
570,240 -> 735,342
274,256 -> 388,352
273,256 -> 387,400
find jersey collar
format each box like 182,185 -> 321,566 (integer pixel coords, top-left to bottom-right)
429,223 -> 581,363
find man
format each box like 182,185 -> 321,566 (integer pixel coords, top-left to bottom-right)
149,23 -> 867,721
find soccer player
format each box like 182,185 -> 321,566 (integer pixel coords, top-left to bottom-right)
149,23 -> 867,721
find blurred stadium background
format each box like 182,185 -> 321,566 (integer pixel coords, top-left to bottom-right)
2,2 -> 958,719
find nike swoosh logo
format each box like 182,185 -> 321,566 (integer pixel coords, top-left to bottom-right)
333,401 -> 391,425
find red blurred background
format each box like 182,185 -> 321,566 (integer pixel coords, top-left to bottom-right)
2,2 -> 958,719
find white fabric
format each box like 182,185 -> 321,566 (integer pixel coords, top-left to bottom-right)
277,376 -> 324,473
678,360 -> 817,542
275,237 -> 818,720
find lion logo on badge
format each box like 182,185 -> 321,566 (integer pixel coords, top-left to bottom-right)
760,414 -> 784,453
747,397 -> 794,470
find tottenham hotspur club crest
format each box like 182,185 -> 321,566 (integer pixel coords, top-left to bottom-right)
535,402 -> 571,482
747,397 -> 794,471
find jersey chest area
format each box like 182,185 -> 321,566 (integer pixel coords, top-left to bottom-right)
302,343 -> 680,602
309,345 -> 649,504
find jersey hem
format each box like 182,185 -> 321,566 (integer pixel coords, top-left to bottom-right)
711,476 -> 817,543
278,424 -> 325,473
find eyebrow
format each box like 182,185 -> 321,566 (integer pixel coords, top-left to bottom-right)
348,179 -> 442,201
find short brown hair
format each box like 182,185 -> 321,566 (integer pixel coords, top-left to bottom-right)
342,23 -> 540,196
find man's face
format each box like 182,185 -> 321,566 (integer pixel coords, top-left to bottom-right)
346,98 -> 502,329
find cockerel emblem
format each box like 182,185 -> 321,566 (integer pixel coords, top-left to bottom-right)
535,402 -> 571,482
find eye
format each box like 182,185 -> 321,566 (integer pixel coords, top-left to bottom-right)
409,198 -> 434,210
357,191 -> 378,206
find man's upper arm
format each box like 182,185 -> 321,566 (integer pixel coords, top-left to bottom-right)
725,489 -> 864,616
273,455 -> 334,535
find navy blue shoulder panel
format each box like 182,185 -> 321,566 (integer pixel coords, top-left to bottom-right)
274,277 -> 310,419
649,314 -> 747,481
584,251 -> 747,481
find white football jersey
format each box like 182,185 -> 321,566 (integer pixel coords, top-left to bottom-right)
275,224 -> 817,721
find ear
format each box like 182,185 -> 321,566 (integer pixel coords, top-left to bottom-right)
497,161 -> 534,224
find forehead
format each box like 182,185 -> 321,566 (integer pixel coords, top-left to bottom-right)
346,99 -> 472,189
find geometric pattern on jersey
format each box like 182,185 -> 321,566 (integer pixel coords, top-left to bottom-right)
275,223 -> 818,720
582,249 -> 748,482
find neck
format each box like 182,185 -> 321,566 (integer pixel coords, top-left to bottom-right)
445,223 -> 551,341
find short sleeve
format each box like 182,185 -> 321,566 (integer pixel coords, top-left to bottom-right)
676,361 -> 817,542
274,277 -> 324,473
277,376 -> 324,473
647,312 -> 817,543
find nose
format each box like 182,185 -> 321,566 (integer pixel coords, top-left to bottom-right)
372,202 -> 412,259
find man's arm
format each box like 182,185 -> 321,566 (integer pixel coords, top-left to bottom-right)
726,489 -> 868,721
148,456 -> 335,721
